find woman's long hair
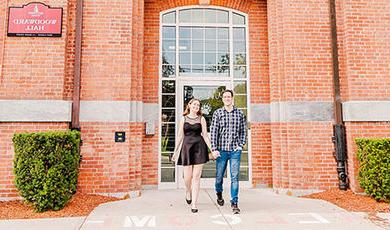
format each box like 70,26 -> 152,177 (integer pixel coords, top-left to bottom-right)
183,98 -> 203,116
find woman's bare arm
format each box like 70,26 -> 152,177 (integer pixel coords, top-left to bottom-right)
172,117 -> 185,162
200,116 -> 212,152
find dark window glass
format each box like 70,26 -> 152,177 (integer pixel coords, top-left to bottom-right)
162,80 -> 175,93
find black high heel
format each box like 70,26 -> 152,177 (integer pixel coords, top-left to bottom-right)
185,192 -> 192,204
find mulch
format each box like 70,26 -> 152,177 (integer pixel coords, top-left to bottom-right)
302,188 -> 390,213
0,193 -> 122,220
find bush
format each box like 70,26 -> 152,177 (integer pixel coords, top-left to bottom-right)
13,130 -> 81,212
356,138 -> 390,202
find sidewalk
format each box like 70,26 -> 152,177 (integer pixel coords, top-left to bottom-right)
0,216 -> 84,230
0,188 -> 387,230
80,188 -> 384,230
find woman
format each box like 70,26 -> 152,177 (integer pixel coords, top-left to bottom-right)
172,98 -> 213,213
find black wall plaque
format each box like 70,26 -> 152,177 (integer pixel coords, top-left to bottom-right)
115,132 -> 126,142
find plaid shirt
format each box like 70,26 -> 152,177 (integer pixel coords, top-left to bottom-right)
210,106 -> 247,151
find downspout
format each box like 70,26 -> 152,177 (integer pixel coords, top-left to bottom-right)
71,0 -> 83,130
329,0 -> 349,190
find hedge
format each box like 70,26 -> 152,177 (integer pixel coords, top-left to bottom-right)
356,138 -> 390,202
13,130 -> 81,212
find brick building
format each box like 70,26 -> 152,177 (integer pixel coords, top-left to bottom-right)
0,0 -> 389,199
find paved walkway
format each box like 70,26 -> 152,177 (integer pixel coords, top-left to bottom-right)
81,188 -> 384,230
1,189 -> 388,230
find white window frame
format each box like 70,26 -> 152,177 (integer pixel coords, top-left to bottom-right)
158,5 -> 252,189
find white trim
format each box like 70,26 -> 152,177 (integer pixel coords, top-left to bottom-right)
160,5 -> 249,21
244,12 -> 252,187
343,101 -> 390,121
0,100 -> 71,122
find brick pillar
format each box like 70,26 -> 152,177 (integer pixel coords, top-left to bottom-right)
268,0 -> 339,195
130,0 -> 144,191
77,0 -> 140,196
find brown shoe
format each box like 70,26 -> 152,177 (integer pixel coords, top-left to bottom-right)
231,203 -> 240,214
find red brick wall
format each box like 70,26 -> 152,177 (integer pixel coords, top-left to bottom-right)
0,0 -> 70,100
0,123 -> 68,199
63,0 -> 76,100
0,1 -> 7,74
80,0 -> 132,101
338,0 -> 390,101
142,126 -> 159,186
251,124 -> 272,186
77,0 -> 146,194
78,123 -> 137,194
271,122 -> 338,190
268,0 -> 339,192
337,1 -> 390,192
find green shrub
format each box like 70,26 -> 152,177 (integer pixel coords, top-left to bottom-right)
356,138 -> 390,202
13,130 -> 81,212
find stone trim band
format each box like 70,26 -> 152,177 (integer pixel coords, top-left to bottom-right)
1,100 -> 388,122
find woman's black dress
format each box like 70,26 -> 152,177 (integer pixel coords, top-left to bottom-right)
177,116 -> 209,166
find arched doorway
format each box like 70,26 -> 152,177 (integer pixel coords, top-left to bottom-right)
158,6 -> 251,189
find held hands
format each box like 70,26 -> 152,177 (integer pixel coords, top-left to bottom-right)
234,146 -> 243,151
171,151 -> 178,163
211,150 -> 220,159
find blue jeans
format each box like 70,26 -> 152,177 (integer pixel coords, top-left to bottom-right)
215,150 -> 241,205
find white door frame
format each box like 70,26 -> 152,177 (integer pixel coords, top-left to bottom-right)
158,6 -> 252,189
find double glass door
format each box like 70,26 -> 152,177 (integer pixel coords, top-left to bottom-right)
159,79 -> 251,189
176,81 -> 229,188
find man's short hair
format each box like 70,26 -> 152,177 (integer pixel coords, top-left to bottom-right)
222,89 -> 234,97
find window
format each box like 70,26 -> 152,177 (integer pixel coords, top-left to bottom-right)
161,8 -> 247,78
160,7 -> 250,183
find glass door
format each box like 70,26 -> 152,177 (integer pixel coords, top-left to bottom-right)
176,81 -> 229,188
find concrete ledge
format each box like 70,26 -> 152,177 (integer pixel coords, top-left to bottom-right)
2,100 -> 363,123
142,185 -> 159,190
80,101 -> 133,122
96,190 -> 141,199
273,188 -> 323,197
271,101 -> 334,122
250,104 -> 270,122
343,101 -> 390,121
0,100 -> 71,122
79,101 -> 155,123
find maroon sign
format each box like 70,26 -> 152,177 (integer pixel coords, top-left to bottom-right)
7,2 -> 63,37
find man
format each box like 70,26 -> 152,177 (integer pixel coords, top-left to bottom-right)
210,89 -> 247,214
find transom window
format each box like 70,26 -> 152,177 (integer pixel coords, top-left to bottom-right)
161,8 -> 247,78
